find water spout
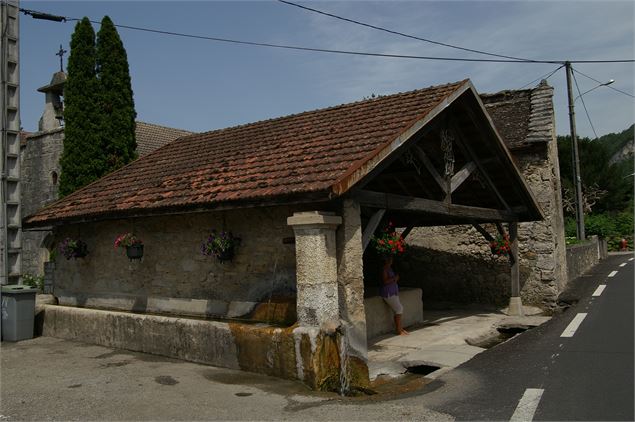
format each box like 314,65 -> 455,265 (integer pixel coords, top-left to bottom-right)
338,329 -> 351,396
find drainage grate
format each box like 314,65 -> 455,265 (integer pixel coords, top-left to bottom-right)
406,364 -> 440,376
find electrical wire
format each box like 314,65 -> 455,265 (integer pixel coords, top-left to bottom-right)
572,67 -> 635,99
278,0 -> 536,63
572,70 -> 599,139
16,5 -> 635,65
519,64 -> 564,89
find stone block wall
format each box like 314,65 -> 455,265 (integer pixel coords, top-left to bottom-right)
566,236 -> 601,282
52,206 -> 298,317
20,128 -> 64,276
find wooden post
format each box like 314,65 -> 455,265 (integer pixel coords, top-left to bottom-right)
507,221 -> 524,316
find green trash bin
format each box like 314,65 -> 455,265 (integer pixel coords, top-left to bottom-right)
1,284 -> 38,341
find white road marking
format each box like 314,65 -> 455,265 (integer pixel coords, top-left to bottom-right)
510,388 -> 544,422
619,263 -> 627,267
629,258 -> 634,261
561,313 -> 588,338
592,285 -> 606,296
608,270 -> 618,278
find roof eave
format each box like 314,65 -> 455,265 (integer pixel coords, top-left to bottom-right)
22,189 -> 333,229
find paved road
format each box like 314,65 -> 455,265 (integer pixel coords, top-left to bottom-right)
419,253 -> 634,421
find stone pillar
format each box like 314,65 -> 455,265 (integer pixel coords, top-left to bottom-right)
336,200 -> 370,388
287,211 -> 342,330
508,221 -> 524,316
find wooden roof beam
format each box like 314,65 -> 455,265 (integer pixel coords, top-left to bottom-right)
354,190 -> 517,222
413,145 -> 448,195
450,161 -> 477,193
449,119 -> 512,212
362,209 -> 386,251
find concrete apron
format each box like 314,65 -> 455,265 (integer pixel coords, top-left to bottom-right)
367,307 -> 551,381
40,304 -> 365,392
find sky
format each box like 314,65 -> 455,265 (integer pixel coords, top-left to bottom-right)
19,1 -> 635,139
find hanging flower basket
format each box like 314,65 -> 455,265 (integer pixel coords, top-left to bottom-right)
125,244 -> 144,261
490,234 -> 511,257
58,238 -> 89,260
201,230 -> 241,263
114,233 -> 144,261
371,222 -> 406,257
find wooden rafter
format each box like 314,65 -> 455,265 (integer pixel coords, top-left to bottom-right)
401,225 -> 414,240
392,175 -> 415,197
450,161 -> 477,193
362,209 -> 386,251
355,190 -> 517,222
413,146 -> 447,194
473,223 -> 494,242
449,119 -> 511,212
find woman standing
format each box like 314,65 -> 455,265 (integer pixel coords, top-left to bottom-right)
381,255 -> 408,335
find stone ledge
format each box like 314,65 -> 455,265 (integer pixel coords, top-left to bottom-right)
287,211 -> 342,228
364,288 -> 423,339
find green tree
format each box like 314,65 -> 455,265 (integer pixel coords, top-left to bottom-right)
59,17 -> 104,196
558,133 -> 633,214
96,16 -> 137,171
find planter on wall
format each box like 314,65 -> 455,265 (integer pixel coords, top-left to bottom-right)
216,248 -> 234,263
126,244 -> 144,261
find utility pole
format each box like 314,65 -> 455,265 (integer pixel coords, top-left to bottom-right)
1,0 -> 22,285
565,61 -> 585,240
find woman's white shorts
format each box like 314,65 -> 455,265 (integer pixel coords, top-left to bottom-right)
382,294 -> 403,315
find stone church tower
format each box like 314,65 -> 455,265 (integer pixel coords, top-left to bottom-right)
20,71 -> 67,277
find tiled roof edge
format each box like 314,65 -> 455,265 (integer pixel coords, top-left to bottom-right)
525,81 -> 555,144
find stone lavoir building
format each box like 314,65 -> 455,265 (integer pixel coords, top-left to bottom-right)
24,79 -> 547,391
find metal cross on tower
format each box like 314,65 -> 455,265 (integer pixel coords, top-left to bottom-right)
56,44 -> 67,72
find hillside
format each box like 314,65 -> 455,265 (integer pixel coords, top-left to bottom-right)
598,125 -> 634,164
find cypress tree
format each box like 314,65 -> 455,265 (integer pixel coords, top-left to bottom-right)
59,17 -> 104,196
96,15 -> 137,171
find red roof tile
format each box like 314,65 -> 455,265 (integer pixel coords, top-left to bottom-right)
24,80 -> 467,226
135,121 -> 193,156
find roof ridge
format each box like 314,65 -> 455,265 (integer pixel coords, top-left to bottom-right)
136,120 -> 194,133
191,80 -> 468,139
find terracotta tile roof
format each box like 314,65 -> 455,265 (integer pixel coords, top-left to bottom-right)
24,80 -> 468,226
135,121 -> 193,156
481,81 -> 554,150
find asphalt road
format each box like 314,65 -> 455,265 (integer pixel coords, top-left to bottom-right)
419,253 -> 634,421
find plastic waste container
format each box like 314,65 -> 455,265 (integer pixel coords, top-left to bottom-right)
1,284 -> 38,341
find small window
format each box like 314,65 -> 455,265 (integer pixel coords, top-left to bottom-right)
51,171 -> 58,185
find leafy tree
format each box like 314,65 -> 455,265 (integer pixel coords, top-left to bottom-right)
59,18 -> 104,196
96,16 -> 137,171
558,132 -> 633,214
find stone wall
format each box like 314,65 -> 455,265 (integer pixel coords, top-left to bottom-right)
566,236 -> 602,282
20,128 -> 64,276
52,207 -> 298,318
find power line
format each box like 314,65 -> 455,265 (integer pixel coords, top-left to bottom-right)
277,1 -> 634,64
572,67 -> 635,99
17,5 -> 635,65
278,0 -> 537,63
572,69 -> 599,139
519,64 -> 564,89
